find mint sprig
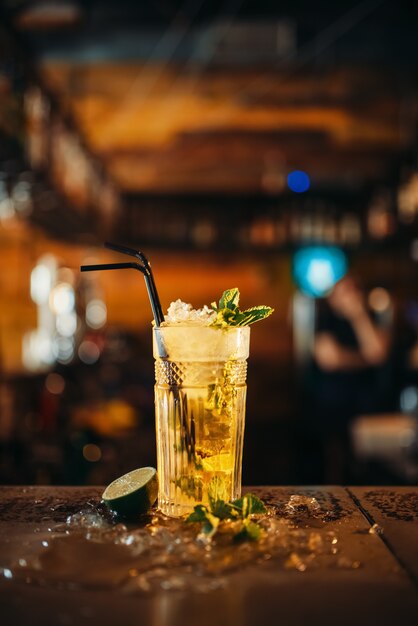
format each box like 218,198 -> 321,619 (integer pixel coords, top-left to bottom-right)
186,493 -> 267,542
218,288 -> 240,310
210,288 -> 273,328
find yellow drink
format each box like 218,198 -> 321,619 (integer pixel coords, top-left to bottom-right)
153,325 -> 250,517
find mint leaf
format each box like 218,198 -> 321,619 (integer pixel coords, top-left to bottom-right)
187,504 -> 209,523
235,306 -> 274,326
210,501 -> 231,519
212,308 -> 239,328
234,520 -> 263,542
218,288 -> 240,310
245,520 -> 263,540
231,494 -> 267,518
210,499 -> 238,520
186,494 -> 268,542
210,288 -> 273,328
201,513 -> 220,538
187,506 -> 220,538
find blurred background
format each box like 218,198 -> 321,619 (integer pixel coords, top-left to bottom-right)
0,0 -> 417,487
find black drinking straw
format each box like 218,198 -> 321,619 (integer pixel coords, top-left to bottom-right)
80,261 -> 163,327
104,241 -> 164,324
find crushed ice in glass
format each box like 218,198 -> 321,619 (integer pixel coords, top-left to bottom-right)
164,299 -> 216,325
0,494 -> 363,594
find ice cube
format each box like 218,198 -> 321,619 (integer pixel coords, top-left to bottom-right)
285,495 -> 322,516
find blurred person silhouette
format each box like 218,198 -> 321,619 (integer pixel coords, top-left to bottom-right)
307,275 -> 392,482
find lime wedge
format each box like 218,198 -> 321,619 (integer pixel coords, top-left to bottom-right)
102,467 -> 158,518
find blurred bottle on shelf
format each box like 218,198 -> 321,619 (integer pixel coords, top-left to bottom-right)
367,191 -> 395,239
339,212 -> 362,246
398,171 -> 418,225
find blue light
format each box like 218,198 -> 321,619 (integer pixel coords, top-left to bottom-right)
292,246 -> 348,298
287,170 -> 310,193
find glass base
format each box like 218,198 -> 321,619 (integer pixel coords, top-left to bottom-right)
158,498 -> 195,518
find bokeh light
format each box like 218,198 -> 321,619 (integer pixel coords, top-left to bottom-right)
49,283 -> 75,315
400,386 -> 418,413
56,312 -> 78,337
54,337 -> 74,364
287,170 -> 310,193
293,246 -> 348,297
368,287 -> 391,313
45,373 -> 65,395
82,444 -> 102,462
78,340 -> 101,365
30,264 -> 53,305
86,299 -> 107,329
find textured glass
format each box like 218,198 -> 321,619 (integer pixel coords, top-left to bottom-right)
153,326 -> 250,517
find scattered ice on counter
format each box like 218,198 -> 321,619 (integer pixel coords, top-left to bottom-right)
164,299 -> 217,325
4,503 -> 365,595
369,523 -> 383,535
285,495 -> 322,516
308,532 -> 323,552
337,556 -> 362,569
284,552 -> 309,572
66,510 -> 111,529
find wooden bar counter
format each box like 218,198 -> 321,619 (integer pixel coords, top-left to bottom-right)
0,486 -> 417,626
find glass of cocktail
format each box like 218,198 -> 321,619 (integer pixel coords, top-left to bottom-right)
81,248 -> 272,519
153,321 -> 250,517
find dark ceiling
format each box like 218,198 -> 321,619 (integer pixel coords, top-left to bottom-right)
6,0 -> 418,64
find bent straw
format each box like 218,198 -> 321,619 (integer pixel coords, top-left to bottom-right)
105,242 -> 164,323
80,262 -> 163,327
104,242 -> 164,323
